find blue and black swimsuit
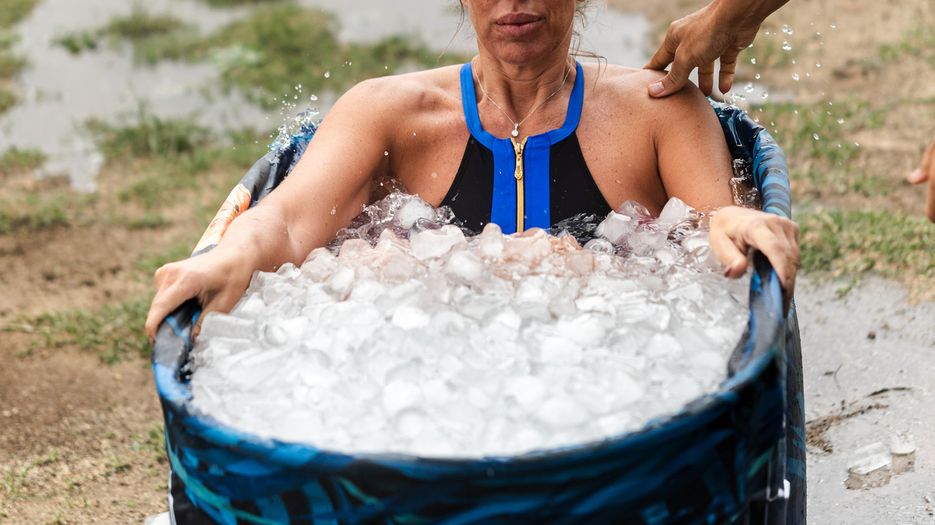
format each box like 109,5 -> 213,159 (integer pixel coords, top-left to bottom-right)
441,61 -> 612,234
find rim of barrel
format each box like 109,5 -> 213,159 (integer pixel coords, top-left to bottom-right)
151,102 -> 788,470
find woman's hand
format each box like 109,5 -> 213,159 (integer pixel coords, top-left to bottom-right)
908,136 -> 935,222
144,250 -> 254,341
709,206 -> 800,295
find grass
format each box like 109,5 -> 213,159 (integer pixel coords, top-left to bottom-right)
20,296 -> 153,364
55,10 -> 193,63
0,88 -> 17,114
140,5 -> 456,108
0,194 -> 72,234
757,100 -> 888,199
88,109 -> 212,160
0,147 -> 45,174
800,209 -> 935,283
0,0 -> 39,30
878,24 -> 935,68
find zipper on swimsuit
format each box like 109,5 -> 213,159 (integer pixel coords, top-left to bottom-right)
510,136 -> 527,233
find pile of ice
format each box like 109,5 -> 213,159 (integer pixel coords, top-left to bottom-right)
190,193 -> 749,457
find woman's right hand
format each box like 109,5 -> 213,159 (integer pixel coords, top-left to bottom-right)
144,250 -> 254,341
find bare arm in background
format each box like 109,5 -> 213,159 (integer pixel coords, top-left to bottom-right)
909,138 -> 935,222
644,0 -> 790,98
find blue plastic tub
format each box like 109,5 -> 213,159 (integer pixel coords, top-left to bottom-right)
152,102 -> 805,524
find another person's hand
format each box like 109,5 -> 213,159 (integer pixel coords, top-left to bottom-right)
709,206 -> 800,296
144,250 -> 254,341
645,0 -> 788,98
908,137 -> 935,222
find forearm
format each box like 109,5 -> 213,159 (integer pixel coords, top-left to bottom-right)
712,0 -> 789,27
210,203 -> 310,276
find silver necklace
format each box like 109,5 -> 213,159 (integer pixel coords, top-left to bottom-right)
474,59 -> 573,138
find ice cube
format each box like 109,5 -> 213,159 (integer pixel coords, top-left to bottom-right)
477,223 -> 504,260
394,408 -> 427,439
391,305 -> 430,329
382,381 -> 422,415
444,249 -> 485,283
395,197 -> 436,229
199,314 -> 256,340
504,375 -> 547,408
595,211 -> 634,245
536,396 -> 588,428
410,225 -> 466,260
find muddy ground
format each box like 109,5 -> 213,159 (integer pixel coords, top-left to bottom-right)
2,0 -> 934,523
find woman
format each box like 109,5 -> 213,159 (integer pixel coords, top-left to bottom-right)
144,0 -> 800,339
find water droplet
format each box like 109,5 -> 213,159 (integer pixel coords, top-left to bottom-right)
309,94 -> 318,102
324,71 -> 331,78
816,31 -> 822,37
384,151 -> 389,156
754,73 -> 761,80
744,83 -> 755,93
295,84 -> 302,91
836,118 -> 845,125
854,142 -> 860,147
330,206 -> 337,216
764,30 -> 771,36
761,92 -> 769,100
412,132 -> 417,136
815,62 -> 822,69
384,65 -> 389,70
348,61 -> 353,66
812,133 -> 820,141
750,57 -> 757,65
792,73 -> 800,81
782,25 -> 794,35
793,110 -> 799,116
830,23 -> 837,29
782,41 -> 792,51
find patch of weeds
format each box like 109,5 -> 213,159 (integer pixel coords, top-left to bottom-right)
53,31 -> 100,54
137,243 -> 196,274
89,109 -> 213,160
145,5 -> 458,108
0,146 -> 46,174
195,0 -> 285,6
879,24 -> 935,68
0,88 -> 15,114
22,296 -> 152,364
1,461 -> 32,502
800,209 -> 935,283
0,50 -> 26,78
739,34 -> 796,73
0,194 -> 70,234
0,0 -> 39,30
123,213 -> 172,230
55,10 -> 194,63
131,425 -> 167,464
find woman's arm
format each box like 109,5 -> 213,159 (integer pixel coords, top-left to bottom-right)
650,80 -> 800,295
144,79 -> 395,339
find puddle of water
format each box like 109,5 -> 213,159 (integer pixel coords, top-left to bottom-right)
0,0 -> 269,191
0,0 -> 648,191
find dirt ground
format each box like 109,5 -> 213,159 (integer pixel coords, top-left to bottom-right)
2,0 -> 934,523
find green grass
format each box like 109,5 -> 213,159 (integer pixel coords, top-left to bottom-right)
0,194 -> 71,234
20,296 -> 152,364
879,24 -> 935,68
0,147 -> 45,174
758,100 -> 888,199
194,0 -> 285,5
0,87 -> 15,114
142,5 -> 454,108
800,209 -> 935,281
55,10 -> 194,63
0,0 -> 39,30
89,110 -> 212,160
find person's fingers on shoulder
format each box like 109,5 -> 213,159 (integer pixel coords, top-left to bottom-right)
909,137 -> 935,184
645,27 -> 680,71
718,47 -> 741,94
697,61 -> 715,96
648,49 -> 696,98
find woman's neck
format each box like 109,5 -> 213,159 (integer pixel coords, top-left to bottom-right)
472,52 -> 574,127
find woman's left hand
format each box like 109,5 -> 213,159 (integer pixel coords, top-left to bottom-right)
709,206 -> 800,296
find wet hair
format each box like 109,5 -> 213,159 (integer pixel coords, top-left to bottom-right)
446,1 -> 604,64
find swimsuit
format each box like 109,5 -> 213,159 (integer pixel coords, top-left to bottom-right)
441,61 -> 612,234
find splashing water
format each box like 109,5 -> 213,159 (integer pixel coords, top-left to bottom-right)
190,193 -> 750,457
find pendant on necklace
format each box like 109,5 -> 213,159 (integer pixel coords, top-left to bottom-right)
511,124 -> 519,138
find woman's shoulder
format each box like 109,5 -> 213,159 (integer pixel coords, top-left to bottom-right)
582,62 -> 714,128
344,64 -> 464,113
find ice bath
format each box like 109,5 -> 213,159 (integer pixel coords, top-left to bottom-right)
189,193 -> 749,457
